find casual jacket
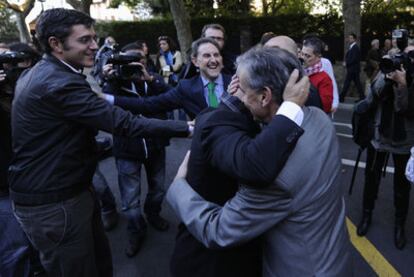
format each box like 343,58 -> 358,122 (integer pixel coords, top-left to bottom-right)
9,54 -> 189,205
104,74 -> 171,160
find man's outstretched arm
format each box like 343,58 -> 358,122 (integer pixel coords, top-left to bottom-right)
167,176 -> 291,249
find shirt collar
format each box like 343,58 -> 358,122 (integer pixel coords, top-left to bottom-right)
201,74 -> 223,87
58,59 -> 83,74
349,42 -> 356,49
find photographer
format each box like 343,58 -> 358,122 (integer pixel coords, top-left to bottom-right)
0,43 -> 41,276
356,34 -> 414,250
101,42 -> 172,257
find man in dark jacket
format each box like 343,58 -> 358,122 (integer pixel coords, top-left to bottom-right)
101,43 -> 172,257
340,33 -> 364,102
9,9 -> 190,277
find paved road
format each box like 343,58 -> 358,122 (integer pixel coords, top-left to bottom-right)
97,100 -> 414,277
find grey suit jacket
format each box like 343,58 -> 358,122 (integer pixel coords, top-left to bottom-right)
167,107 -> 352,277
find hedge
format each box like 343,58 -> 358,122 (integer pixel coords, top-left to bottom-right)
95,12 -> 413,60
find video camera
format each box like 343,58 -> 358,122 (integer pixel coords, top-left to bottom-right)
379,29 -> 414,74
107,52 -> 144,80
0,51 -> 31,70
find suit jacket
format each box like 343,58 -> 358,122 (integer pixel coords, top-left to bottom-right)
346,43 -> 361,73
170,95 -> 304,277
114,74 -> 231,120
167,107 -> 352,277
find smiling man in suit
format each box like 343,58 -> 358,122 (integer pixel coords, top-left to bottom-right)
103,38 -> 231,119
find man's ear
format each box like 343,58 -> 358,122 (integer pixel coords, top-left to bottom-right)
261,86 -> 273,107
191,56 -> 199,68
48,36 -> 64,54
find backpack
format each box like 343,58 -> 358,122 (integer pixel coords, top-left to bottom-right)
352,98 -> 375,149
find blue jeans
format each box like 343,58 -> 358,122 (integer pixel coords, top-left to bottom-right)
116,148 -> 166,235
93,164 -> 117,215
0,196 -> 31,277
13,190 -> 113,277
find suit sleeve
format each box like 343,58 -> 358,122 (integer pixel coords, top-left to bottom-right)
46,81 -> 189,138
203,113 -> 303,185
114,83 -> 184,114
166,178 -> 292,249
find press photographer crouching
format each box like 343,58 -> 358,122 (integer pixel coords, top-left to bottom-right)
0,43 -> 41,276
356,29 -> 414,250
101,42 -> 172,257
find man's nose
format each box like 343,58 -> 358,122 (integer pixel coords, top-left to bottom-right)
90,39 -> 99,50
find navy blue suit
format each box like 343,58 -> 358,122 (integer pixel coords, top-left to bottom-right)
115,74 -> 232,120
340,43 -> 364,101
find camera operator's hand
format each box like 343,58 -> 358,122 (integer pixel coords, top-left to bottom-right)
102,63 -> 115,78
137,62 -> 153,82
0,69 -> 6,83
386,65 -> 407,88
283,69 -> 310,107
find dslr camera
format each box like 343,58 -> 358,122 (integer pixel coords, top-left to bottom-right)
107,52 -> 144,80
379,29 -> 414,74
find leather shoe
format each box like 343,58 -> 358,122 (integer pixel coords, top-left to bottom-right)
102,210 -> 119,231
125,234 -> 145,257
394,222 -> 406,250
147,214 -> 169,231
356,210 -> 372,236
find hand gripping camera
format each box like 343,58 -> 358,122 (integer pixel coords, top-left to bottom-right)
379,29 -> 414,74
106,52 -> 144,80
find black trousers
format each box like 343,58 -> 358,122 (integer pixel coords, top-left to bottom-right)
363,144 -> 411,219
341,69 -> 364,99
13,189 -> 113,277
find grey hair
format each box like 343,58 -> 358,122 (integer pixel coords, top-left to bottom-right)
371,39 -> 379,47
236,47 -> 304,105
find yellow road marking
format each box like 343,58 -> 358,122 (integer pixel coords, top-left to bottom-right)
346,217 -> 401,277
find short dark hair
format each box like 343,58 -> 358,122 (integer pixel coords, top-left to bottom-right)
260,32 -> 276,45
349,33 -> 357,39
121,42 -> 140,52
201,24 -> 226,39
303,37 -> 324,56
135,40 -> 147,50
191,37 -> 220,58
36,8 -> 95,54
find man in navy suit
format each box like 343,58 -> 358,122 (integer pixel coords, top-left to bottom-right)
103,38 -> 231,119
340,33 -> 364,102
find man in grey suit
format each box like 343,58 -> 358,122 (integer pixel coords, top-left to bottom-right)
167,47 -> 352,277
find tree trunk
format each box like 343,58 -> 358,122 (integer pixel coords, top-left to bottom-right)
14,11 -> 31,42
342,0 -> 361,59
6,0 -> 35,42
168,0 -> 192,63
66,0 -> 92,15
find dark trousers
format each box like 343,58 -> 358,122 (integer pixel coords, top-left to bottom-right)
0,196 -> 31,277
341,69 -> 364,99
115,148 -> 166,235
13,189 -> 113,277
93,164 -> 117,215
363,144 -> 411,218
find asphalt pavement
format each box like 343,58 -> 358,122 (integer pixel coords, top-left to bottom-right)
97,99 -> 414,277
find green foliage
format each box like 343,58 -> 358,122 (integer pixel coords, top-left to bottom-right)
0,9 -> 19,43
361,0 -> 414,14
